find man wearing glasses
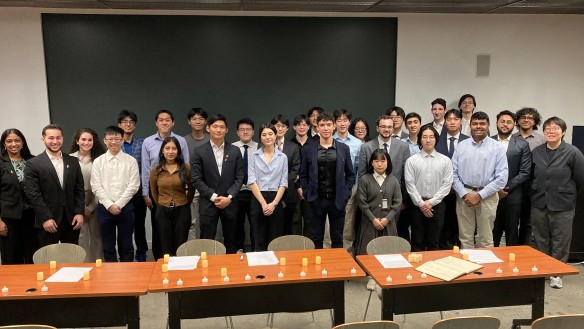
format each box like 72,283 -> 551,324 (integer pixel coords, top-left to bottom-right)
458,94 -> 477,136
386,106 -> 408,139
91,126 -> 140,262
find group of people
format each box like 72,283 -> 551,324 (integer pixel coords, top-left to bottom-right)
1,95 -> 582,290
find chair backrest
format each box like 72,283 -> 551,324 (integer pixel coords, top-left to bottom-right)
0,325 -> 58,329
32,243 -> 86,264
366,236 -> 411,255
531,314 -> 584,329
332,320 -> 400,329
267,235 -> 315,251
176,239 -> 227,256
432,316 -> 500,329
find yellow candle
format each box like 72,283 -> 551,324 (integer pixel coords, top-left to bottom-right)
163,254 -> 170,263
301,258 -> 308,267
83,271 -> 90,281
201,252 -> 207,260
315,256 -> 321,265
280,257 -> 286,266
462,253 -> 469,261
49,261 -> 56,269
96,259 -> 102,268
202,260 -> 208,268
453,246 -> 460,253
221,267 -> 227,277
162,264 -> 168,272
36,272 -> 44,281
509,253 -> 516,261
418,254 -> 423,262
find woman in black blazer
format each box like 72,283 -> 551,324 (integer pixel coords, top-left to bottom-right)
0,128 -> 38,264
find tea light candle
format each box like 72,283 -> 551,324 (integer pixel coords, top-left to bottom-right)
220,267 -> 227,277
280,257 -> 286,266
462,253 -> 469,261
321,269 -> 327,276
417,254 -> 423,262
83,271 -> 90,280
37,272 -> 44,281
223,276 -> 230,282
162,264 -> 168,272
41,285 -> 48,292
453,246 -> 460,253
96,259 -> 102,267
201,252 -> 207,260
277,272 -> 284,278
406,273 -> 413,280
315,256 -> 321,265
300,271 -> 306,277
301,258 -> 308,267
177,278 -> 183,286
421,273 -> 428,279
509,253 -> 516,261
245,274 -> 251,281
407,254 -> 413,262
513,267 -> 519,273
532,266 -> 538,272
496,268 -> 503,274
1,286 -> 8,293
164,254 -> 170,263
350,267 -> 357,275
202,260 -> 208,268
202,276 -> 208,283
50,261 -> 56,269
163,278 -> 169,285
386,275 -> 392,283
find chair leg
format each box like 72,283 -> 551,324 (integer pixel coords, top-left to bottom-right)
363,290 -> 373,321
229,316 -> 234,329
270,313 -> 274,328
311,311 -> 315,322
266,313 -> 271,326
440,311 -> 444,319
329,309 -> 334,325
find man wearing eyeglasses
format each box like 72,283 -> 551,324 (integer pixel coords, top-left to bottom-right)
458,94 -> 477,136
91,126 -> 140,262
386,106 -> 408,139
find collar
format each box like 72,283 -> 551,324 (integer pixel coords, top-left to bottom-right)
497,135 -> 511,142
106,150 -> 123,160
211,140 -> 225,149
447,132 -> 460,139
373,172 -> 387,180
46,150 -> 62,160
377,136 -> 391,147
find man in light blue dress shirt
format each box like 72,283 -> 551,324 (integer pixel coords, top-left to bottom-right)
452,111 -> 508,249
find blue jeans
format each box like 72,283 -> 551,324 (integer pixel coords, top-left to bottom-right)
97,203 -> 135,262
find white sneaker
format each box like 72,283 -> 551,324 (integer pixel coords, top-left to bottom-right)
550,276 -> 563,289
366,278 -> 376,291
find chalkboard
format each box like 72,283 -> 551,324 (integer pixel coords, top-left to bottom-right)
42,14 -> 397,144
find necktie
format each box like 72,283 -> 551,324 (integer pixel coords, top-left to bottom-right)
383,143 -> 388,154
277,140 -> 283,152
449,137 -> 456,158
242,145 -> 249,185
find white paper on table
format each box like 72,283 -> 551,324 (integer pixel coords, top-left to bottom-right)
168,256 -> 200,270
246,251 -> 279,266
375,254 -> 413,268
460,249 -> 503,264
45,267 -> 93,282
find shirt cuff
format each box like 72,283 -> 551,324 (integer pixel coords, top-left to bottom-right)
210,193 -> 218,202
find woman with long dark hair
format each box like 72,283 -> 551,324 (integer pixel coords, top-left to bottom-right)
69,128 -> 105,262
0,128 -> 38,264
150,137 -> 194,256
349,118 -> 371,144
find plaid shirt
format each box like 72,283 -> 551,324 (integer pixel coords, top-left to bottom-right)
122,135 -> 144,172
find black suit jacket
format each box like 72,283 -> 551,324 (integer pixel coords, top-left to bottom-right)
436,133 -> 469,159
0,155 -> 30,220
24,152 -> 84,228
299,141 -> 356,211
280,141 -> 301,204
491,135 -> 531,205
191,141 -> 244,218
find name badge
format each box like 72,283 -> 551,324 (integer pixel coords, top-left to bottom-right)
381,198 -> 388,211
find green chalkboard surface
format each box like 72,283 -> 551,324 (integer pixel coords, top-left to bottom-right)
42,14 -> 397,144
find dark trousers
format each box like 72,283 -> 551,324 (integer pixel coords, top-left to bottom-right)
156,203 -> 191,256
309,197 -> 344,249
149,193 -> 162,259
292,199 -> 310,237
439,193 -> 460,249
131,193 -> 148,256
250,191 -> 285,251
37,208 -> 80,247
493,202 -> 521,247
283,200 -> 296,236
200,203 -> 239,254
397,190 -> 412,243
97,203 -> 135,262
519,192 -> 533,245
0,209 -> 38,264
411,201 -> 446,252
235,190 -> 254,251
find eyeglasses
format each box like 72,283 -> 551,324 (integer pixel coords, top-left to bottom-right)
120,120 -> 135,125
461,101 -> 474,106
519,115 -> 534,121
388,116 -> 402,120
238,128 -> 253,133
274,124 -> 288,129
105,138 -> 123,143
544,126 -> 562,133
354,127 -> 367,132
378,125 -> 393,130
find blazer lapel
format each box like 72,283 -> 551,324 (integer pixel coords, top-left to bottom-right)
389,138 -> 399,160
205,144 -> 221,177
549,143 -> 566,165
40,152 -> 62,189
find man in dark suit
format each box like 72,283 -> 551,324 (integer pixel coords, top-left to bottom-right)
25,124 -> 85,247
436,109 -> 469,249
386,106 -> 409,139
422,98 -> 448,136
307,106 -> 324,140
191,114 -> 244,254
271,115 -> 301,235
299,112 -> 355,249
492,111 -> 532,246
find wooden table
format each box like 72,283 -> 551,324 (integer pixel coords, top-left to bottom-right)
356,246 -> 579,328
0,262 -> 154,328
149,248 -> 365,329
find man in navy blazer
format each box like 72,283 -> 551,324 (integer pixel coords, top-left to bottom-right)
191,114 -> 244,254
492,111 -> 532,246
25,124 -> 85,247
299,112 -> 355,249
